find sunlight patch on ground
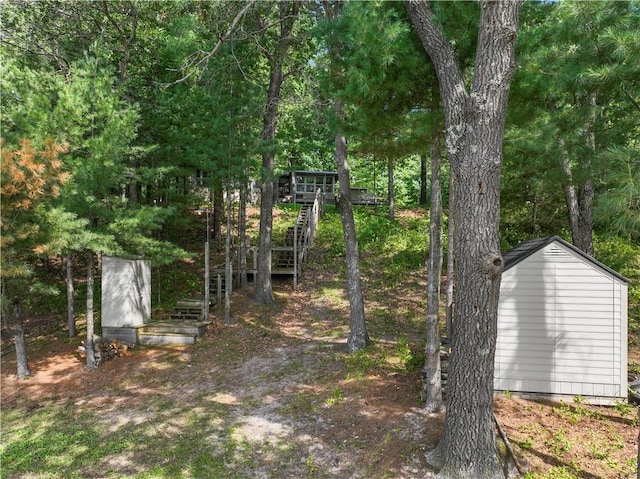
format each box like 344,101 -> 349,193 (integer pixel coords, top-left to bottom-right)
209,392 -> 239,405
231,415 -> 292,444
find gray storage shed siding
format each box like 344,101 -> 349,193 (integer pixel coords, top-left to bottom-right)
495,236 -> 628,404
101,256 -> 151,344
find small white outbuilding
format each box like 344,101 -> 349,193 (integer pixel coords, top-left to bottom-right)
495,236 -> 629,405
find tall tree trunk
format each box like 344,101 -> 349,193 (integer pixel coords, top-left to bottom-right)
65,254 -> 77,338
423,131 -> 444,412
8,300 -> 32,379
224,184 -> 233,324
387,157 -> 395,219
335,100 -> 370,353
213,184 -> 224,251
559,139 -> 595,256
255,2 -> 298,304
407,1 -> 521,477
239,178 -> 249,290
419,153 -> 428,205
557,92 -> 596,256
101,1 -> 140,204
85,252 -> 97,369
445,172 -> 455,342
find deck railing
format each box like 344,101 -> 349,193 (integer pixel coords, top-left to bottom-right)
212,189 -> 324,299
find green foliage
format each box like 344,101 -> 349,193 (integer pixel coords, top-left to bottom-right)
313,207 -> 345,259
523,466 -> 579,479
343,348 -> 383,379
354,208 -> 428,287
394,335 -> 424,372
594,233 -> 640,326
594,146 -> 640,240
324,387 -> 345,407
505,0 -> 640,241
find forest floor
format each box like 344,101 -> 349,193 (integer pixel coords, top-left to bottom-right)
1,210 -> 638,479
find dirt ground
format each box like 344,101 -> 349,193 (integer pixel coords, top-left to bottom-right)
1,226 -> 638,478
2,288 -> 638,479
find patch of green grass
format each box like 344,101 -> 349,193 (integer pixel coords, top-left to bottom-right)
544,429 -> 572,458
523,466 -> 580,479
0,395 -> 272,479
343,346 -> 385,379
278,390 -> 319,416
392,336 -> 424,372
325,387 -> 345,407
1,404 -> 131,478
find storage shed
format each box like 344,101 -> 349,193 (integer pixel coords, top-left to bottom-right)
495,236 -> 629,404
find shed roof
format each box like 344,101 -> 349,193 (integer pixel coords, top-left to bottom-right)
503,235 -> 629,283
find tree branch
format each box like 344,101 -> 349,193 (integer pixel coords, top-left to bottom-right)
161,0 -> 256,87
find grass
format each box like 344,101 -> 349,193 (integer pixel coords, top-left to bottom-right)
2,205 -> 639,479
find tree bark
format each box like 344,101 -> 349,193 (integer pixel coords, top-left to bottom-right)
255,2 -> 299,304
423,130 -> 444,412
335,100 -> 370,353
65,254 -> 77,338
8,300 -> 32,379
213,184 -> 224,251
407,1 -> 521,477
445,171 -> 455,343
557,92 -> 596,257
239,178 -> 249,290
85,252 -> 97,369
224,184 -> 233,324
419,153 -> 428,205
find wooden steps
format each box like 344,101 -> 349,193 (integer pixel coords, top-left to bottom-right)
138,319 -> 211,345
138,296 -> 211,346
273,249 -> 295,270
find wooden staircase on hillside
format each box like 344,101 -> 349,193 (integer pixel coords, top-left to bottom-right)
209,190 -> 324,300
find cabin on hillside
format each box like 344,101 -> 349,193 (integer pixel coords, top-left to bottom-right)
277,170 -> 378,206
495,236 -> 629,405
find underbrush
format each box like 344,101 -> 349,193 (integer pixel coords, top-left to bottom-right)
3,206 -> 638,479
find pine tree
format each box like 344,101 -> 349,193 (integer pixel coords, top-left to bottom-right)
1,139 -> 70,378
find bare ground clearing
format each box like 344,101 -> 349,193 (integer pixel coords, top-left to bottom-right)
1,222 -> 638,478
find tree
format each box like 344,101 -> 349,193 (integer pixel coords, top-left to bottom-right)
505,1 -> 640,252
422,129 -> 444,412
406,1 -> 522,478
255,1 -> 301,304
335,99 -> 371,353
336,1 -> 436,216
1,139 -> 70,378
318,0 -> 371,352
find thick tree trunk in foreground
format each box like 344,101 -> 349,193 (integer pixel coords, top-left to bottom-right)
65,254 -> 77,338
85,252 -> 97,370
407,1 -> 521,477
224,185 -> 233,324
335,103 -> 370,353
255,165 -> 275,303
423,131 -> 444,412
445,172 -> 455,342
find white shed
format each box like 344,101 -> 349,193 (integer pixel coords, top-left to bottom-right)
495,236 -> 629,404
